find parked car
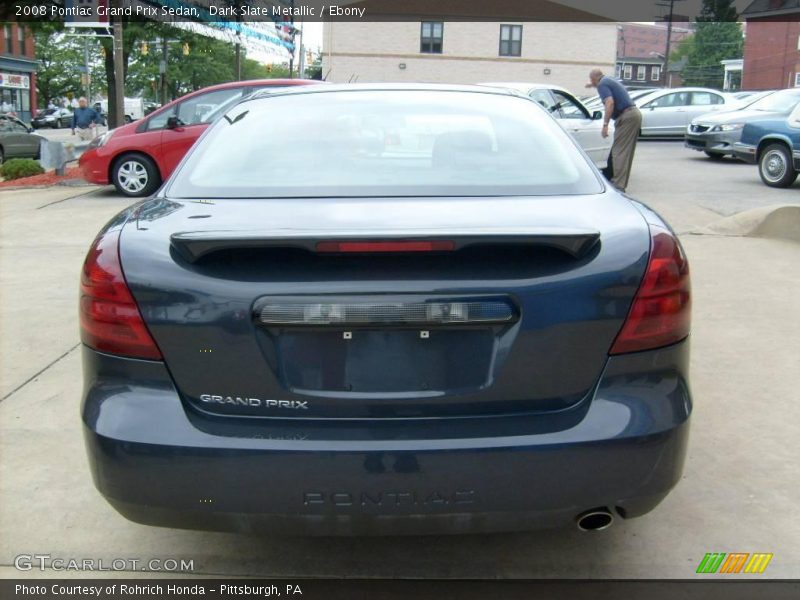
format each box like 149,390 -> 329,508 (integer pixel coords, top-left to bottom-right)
143,101 -> 161,116
636,87 -> 738,137
31,107 -> 73,129
80,84 -> 692,535
733,102 -> 800,187
0,114 -> 43,163
583,88 -> 660,112
80,79 -> 319,197
481,82 -> 612,168
685,89 -> 800,160
732,90 -> 773,103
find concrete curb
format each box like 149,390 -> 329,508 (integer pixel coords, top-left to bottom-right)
692,204 -> 800,243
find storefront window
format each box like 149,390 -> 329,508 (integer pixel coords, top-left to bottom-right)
0,88 -> 23,114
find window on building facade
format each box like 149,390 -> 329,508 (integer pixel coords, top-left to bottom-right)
420,22 -> 443,54
637,65 -> 646,81
623,65 -> 632,79
17,25 -> 25,54
4,25 -> 12,54
499,24 -> 522,57
616,64 -> 622,79
651,66 -> 661,81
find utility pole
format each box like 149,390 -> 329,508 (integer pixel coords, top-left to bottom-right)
288,0 -> 295,78
234,37 -> 241,80
112,1 -> 124,128
656,0 -> 686,88
160,38 -> 168,104
83,37 -> 91,100
234,20 -> 241,80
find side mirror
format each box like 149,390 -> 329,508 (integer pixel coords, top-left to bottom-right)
28,127 -> 34,133
592,111 -> 603,121
166,116 -> 181,130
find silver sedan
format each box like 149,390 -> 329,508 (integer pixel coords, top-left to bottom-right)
636,87 -> 740,137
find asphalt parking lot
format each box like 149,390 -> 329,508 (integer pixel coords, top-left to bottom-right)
1,140 -> 798,579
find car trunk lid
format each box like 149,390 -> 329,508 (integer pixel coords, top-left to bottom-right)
119,193 -> 649,419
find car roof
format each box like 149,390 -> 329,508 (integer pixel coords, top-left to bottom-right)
638,87 -> 728,98
635,87 -> 731,104
479,82 -> 573,94
246,82 -> 524,102
162,79 -> 319,106
194,78 -> 318,92
137,78 -> 322,127
0,114 -> 28,126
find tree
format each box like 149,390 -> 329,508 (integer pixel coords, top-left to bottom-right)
97,20 -> 172,125
27,15 -> 293,119
673,0 -> 743,88
33,27 -> 84,107
305,50 -> 323,80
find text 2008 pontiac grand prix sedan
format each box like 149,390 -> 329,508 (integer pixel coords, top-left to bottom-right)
80,84 -> 691,535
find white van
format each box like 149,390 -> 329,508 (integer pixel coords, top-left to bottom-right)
98,97 -> 145,123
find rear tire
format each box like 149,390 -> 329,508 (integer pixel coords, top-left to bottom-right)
759,143 -> 798,188
124,115 -> 132,124
705,151 -> 725,161
111,153 -> 161,197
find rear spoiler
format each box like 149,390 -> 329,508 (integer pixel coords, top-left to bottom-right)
170,229 -> 601,263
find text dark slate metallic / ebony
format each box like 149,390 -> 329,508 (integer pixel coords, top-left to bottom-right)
80,85 -> 692,535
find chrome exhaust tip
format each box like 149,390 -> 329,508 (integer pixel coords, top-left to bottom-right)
576,508 -> 614,532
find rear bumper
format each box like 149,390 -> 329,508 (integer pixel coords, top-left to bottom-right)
685,130 -> 742,155
81,341 -> 692,535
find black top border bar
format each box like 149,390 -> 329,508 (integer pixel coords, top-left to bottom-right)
4,0 -> 800,23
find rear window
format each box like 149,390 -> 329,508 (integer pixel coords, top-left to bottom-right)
168,90 -> 603,198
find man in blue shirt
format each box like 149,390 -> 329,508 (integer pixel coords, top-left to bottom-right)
588,69 -> 642,192
71,97 -> 99,142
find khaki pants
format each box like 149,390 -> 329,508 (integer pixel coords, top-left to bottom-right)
76,127 -> 96,142
610,107 -> 642,192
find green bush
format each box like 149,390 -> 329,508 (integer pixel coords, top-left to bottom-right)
0,158 -> 45,181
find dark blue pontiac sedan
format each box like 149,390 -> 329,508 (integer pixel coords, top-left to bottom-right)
80,85 -> 692,535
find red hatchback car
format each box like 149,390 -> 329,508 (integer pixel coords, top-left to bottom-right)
80,79 -> 318,197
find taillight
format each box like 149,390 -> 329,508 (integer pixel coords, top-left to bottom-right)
609,225 -> 691,355
79,230 -> 162,360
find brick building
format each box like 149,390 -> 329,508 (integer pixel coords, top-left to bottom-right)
0,22 -> 37,122
741,0 -> 800,89
615,22 -> 692,88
